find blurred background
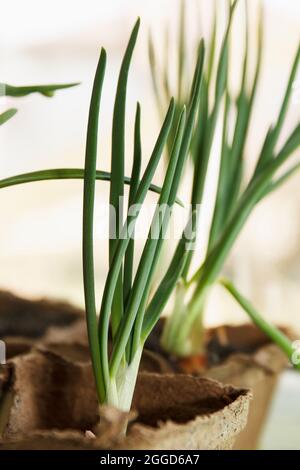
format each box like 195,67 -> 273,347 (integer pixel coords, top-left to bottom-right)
0,0 -> 299,449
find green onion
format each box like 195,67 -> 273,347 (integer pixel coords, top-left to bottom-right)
81,20 -> 205,411
0,17 -> 202,415
109,19 -> 140,338
83,48 -> 107,403
150,1 -> 300,357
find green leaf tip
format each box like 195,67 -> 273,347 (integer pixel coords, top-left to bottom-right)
0,108 -> 18,125
2,82 -> 80,98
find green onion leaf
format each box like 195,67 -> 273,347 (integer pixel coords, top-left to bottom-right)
220,278 -> 300,370
0,108 -> 17,125
123,103 -> 142,306
109,18 -> 140,337
82,49 -> 107,403
1,82 -> 79,97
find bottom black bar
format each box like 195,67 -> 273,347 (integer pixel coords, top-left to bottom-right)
0,450 -> 299,466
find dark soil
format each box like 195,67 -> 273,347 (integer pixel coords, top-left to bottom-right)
0,290 -> 83,339
145,319 -> 286,370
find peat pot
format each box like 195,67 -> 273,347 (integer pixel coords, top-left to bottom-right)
144,321 -> 288,450
0,291 -> 251,450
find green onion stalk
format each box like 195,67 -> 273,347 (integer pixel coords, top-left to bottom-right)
82,20 -> 205,411
150,0 -> 300,361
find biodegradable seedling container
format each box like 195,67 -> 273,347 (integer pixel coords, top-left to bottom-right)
0,296 -> 282,449
0,343 -> 250,450
143,319 -> 289,449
